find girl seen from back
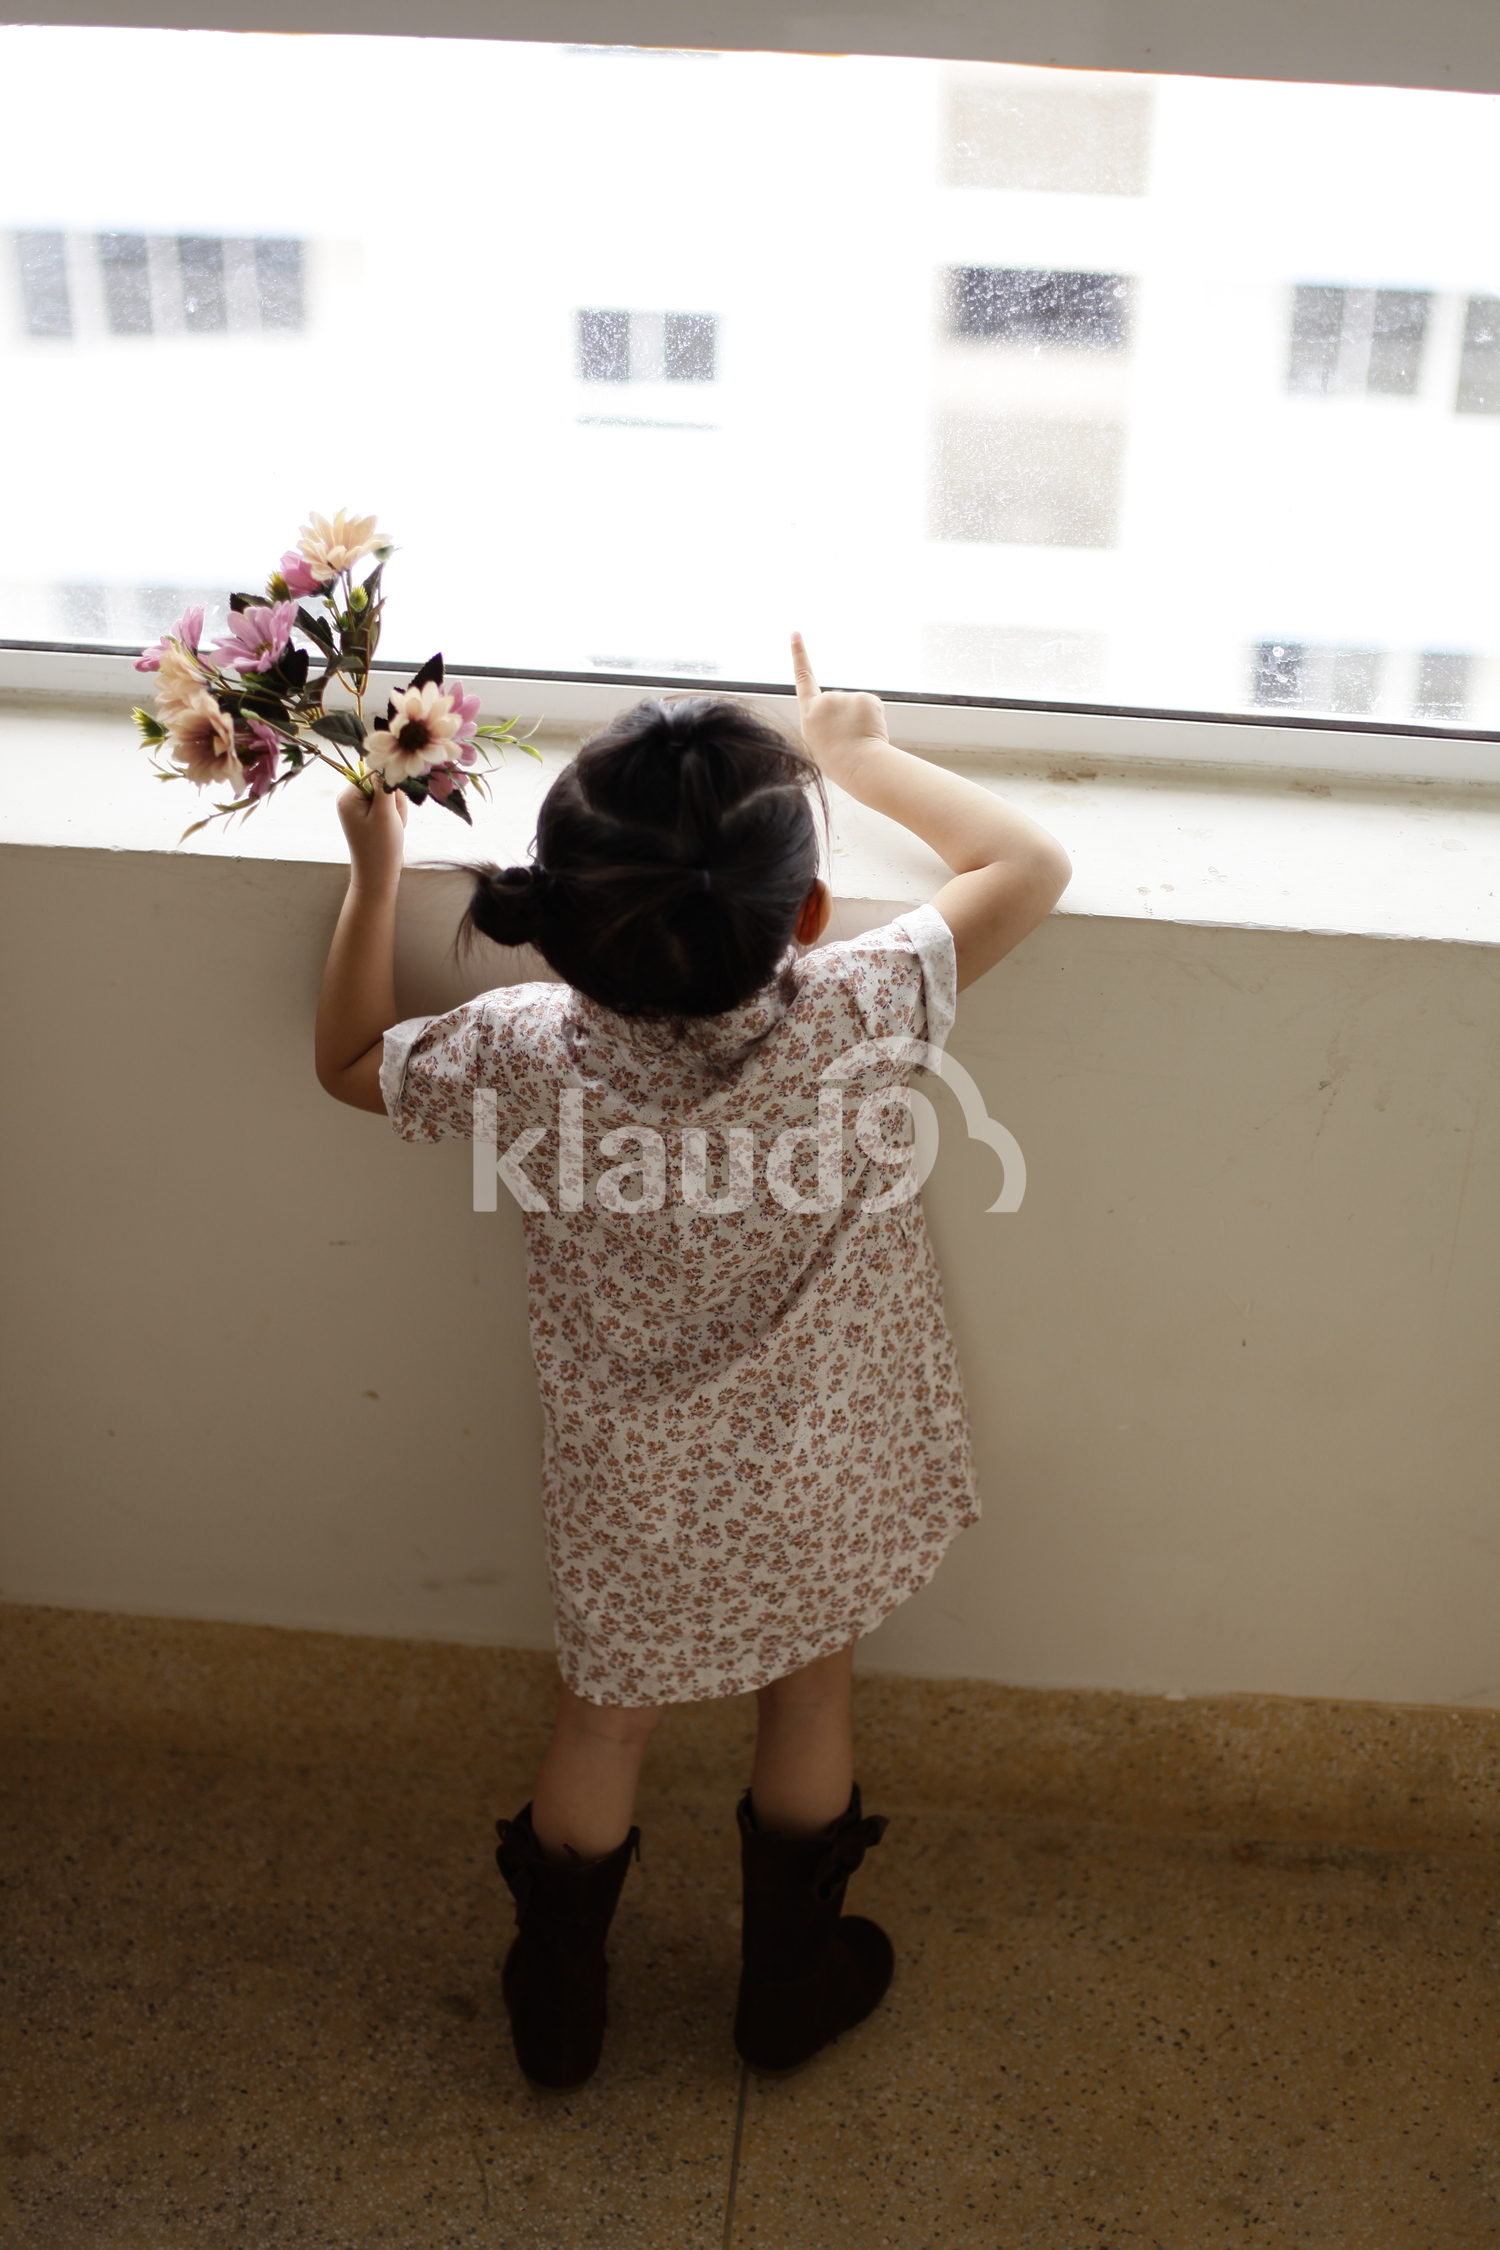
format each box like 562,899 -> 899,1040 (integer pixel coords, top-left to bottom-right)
315,635 -> 1070,2089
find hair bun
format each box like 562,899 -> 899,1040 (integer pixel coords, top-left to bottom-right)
462,859 -> 550,951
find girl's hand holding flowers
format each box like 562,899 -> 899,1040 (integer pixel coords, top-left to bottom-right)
133,509 -> 539,840
337,778 -> 408,891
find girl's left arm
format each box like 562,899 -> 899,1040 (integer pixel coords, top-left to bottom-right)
314,782 -> 409,1114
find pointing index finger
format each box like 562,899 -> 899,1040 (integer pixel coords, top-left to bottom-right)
789,631 -> 819,716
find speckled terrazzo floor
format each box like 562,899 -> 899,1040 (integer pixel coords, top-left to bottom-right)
2,1608 -> 1497,2248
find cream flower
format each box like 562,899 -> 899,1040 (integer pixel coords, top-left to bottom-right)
167,689 -> 243,791
296,509 -> 382,582
154,639 -> 208,717
369,682 -> 463,783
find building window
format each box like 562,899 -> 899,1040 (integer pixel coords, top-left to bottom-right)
1286,285 -> 1430,396
1252,643 -> 1383,715
1414,651 -> 1472,719
13,231 -> 306,339
1253,642 -> 1304,706
948,267 -> 1130,350
15,230 -> 71,338
923,622 -> 1107,700
99,233 -> 153,335
943,66 -> 1153,196
178,236 -> 227,333
255,237 -> 304,331
577,308 -> 718,382
664,312 -> 715,381
46,581 -> 227,645
931,415 -> 1125,548
577,308 -> 630,381
1455,296 -> 1500,415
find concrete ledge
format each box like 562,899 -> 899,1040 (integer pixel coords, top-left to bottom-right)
6,1605 -> 1496,1851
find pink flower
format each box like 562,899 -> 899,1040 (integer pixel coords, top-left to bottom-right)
136,605 -> 205,672
239,716 -> 282,800
277,549 -> 327,598
445,678 -> 481,753
167,689 -> 243,791
211,601 -> 298,674
154,640 -> 209,717
368,680 -> 463,783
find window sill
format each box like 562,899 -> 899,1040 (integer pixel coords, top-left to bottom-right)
2,681 -> 1498,951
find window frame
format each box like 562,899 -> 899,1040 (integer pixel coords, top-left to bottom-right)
5,640 -> 1498,786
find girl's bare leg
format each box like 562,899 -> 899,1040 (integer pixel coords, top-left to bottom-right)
531,1681 -> 664,1861
750,1645 -> 855,1838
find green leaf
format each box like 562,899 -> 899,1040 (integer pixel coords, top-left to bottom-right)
436,787 -> 473,824
294,606 -> 337,657
227,590 -> 261,614
310,710 -> 368,746
132,707 -> 167,741
476,719 -> 545,764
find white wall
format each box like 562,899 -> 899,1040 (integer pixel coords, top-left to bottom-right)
3,839 -> 1496,1706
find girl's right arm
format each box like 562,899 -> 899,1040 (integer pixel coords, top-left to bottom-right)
315,782 -> 409,1113
790,634 -> 1072,990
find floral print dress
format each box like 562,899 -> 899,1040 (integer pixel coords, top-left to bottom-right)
382,905 -> 978,1706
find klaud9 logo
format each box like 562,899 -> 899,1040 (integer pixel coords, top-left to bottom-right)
473,1038 -> 1024,1218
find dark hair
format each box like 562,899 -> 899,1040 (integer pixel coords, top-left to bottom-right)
462,697 -> 825,1017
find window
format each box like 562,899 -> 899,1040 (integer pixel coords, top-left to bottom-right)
943,66 -> 1153,195
1456,297 -> 1500,414
932,417 -> 1125,549
1253,643 -> 1474,722
3,27 -> 1498,737
53,583 -> 225,644
1254,643 -> 1382,715
1287,286 -> 1431,396
11,229 -> 306,341
948,268 -> 1130,350
98,233 -> 152,334
1414,651 -> 1472,718
15,229 -> 69,338
577,309 -> 717,382
923,623 -> 1106,700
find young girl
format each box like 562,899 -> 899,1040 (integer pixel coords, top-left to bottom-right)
315,637 -> 1070,2089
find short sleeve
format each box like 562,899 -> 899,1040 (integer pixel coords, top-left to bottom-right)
820,902 -> 957,1052
382,985 -> 563,1145
380,1017 -> 435,1122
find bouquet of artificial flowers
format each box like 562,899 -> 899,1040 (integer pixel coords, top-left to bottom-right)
133,509 -> 537,838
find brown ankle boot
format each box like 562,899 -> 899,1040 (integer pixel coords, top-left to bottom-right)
494,1804 -> 639,2090
733,1786 -> 894,2075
